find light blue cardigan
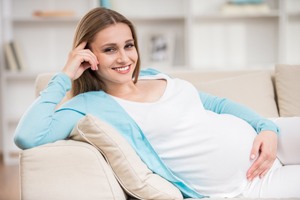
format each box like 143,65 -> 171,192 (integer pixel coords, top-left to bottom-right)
14,68 -> 279,198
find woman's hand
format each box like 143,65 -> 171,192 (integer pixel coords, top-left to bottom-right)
247,130 -> 277,181
61,41 -> 99,81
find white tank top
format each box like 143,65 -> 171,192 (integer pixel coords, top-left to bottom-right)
109,73 -> 257,198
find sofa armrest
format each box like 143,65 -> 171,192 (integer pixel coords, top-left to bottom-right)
20,140 -> 127,200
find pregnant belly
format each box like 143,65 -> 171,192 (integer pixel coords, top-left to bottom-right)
159,111 -> 258,197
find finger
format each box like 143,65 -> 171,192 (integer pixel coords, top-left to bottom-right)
86,49 -> 99,64
81,61 -> 91,69
247,139 -> 262,176
79,56 -> 96,71
259,163 -> 272,179
248,159 -> 268,181
260,158 -> 276,179
250,138 -> 261,161
77,52 -> 98,70
253,162 -> 271,180
248,151 -> 275,181
86,49 -> 99,68
78,51 -> 98,70
75,41 -> 88,51
247,152 -> 265,178
82,62 -> 92,71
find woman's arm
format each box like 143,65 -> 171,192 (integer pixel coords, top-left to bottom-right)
198,90 -> 279,134
15,41 -> 100,150
14,73 -> 85,150
198,90 -> 279,181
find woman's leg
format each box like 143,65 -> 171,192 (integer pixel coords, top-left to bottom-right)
241,117 -> 300,198
269,117 -> 300,165
245,159 -> 300,198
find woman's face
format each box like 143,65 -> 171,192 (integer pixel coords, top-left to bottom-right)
90,23 -> 138,87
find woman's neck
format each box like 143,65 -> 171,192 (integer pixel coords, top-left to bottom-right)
105,80 -> 139,98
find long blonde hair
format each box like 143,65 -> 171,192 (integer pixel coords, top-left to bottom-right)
71,7 -> 141,97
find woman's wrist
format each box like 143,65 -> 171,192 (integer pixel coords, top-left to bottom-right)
61,70 -> 73,81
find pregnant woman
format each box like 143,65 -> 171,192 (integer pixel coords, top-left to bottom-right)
14,7 -> 300,198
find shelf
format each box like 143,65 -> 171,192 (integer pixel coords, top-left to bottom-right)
193,11 -> 280,19
12,16 -> 81,22
126,14 -> 185,21
288,12 -> 300,17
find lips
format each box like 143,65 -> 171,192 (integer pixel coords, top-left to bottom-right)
112,64 -> 131,74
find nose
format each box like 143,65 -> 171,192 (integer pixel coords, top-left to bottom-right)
116,49 -> 130,64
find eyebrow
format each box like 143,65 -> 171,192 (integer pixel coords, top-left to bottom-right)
101,39 -> 134,48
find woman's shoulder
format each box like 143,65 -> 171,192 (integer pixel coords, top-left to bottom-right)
139,68 -> 172,82
58,90 -> 112,109
139,68 -> 171,78
139,68 -> 161,76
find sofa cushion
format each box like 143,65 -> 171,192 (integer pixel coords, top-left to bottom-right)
275,64 -> 300,117
192,71 -> 279,118
68,114 -> 183,200
20,140 -> 127,200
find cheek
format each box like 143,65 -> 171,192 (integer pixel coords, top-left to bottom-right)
97,54 -> 116,67
129,49 -> 138,62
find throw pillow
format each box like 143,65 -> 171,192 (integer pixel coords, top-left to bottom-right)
275,64 -> 300,117
193,71 -> 279,118
68,114 -> 183,200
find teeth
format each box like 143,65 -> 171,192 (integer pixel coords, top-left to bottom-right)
115,65 -> 129,71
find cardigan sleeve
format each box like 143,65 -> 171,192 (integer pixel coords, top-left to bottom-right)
198,91 -> 279,135
14,73 -> 85,150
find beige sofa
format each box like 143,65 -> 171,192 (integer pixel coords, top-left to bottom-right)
19,65 -> 300,200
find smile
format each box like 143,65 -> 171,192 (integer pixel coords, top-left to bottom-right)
112,64 -> 131,74
113,65 -> 129,71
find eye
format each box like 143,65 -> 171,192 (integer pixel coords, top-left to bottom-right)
104,47 -> 115,52
125,43 -> 134,49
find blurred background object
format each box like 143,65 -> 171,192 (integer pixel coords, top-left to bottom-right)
0,0 -> 299,199
230,0 -> 264,4
100,0 -> 111,9
221,0 -> 271,14
32,10 -> 76,17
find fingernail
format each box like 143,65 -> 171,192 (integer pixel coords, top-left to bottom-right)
247,173 -> 250,177
251,154 -> 255,159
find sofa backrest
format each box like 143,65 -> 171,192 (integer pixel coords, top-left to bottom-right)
165,69 -> 275,84
35,69 -> 276,97
34,69 -> 277,116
